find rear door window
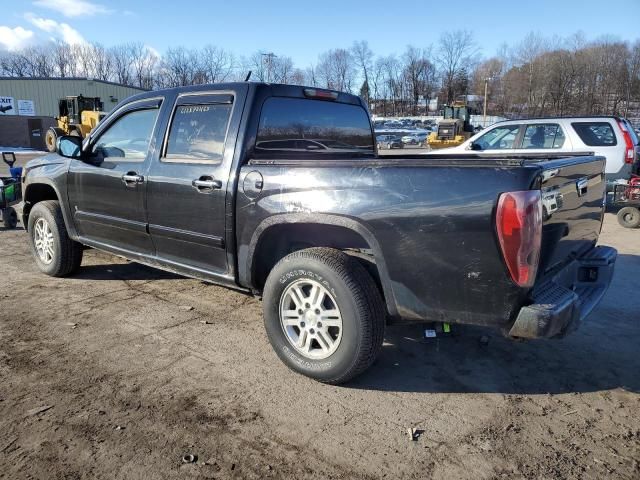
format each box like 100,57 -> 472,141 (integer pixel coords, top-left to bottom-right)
473,124 -> 520,150
571,122 -> 617,146
520,124 -> 565,149
256,97 -> 374,157
163,99 -> 233,164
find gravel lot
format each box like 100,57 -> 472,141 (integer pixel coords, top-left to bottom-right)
0,173 -> 639,478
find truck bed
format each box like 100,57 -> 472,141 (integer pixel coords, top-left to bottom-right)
239,153 -> 607,329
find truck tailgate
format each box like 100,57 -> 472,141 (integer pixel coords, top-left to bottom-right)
536,156 -> 607,276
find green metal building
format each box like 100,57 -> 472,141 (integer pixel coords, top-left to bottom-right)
0,77 -> 147,118
0,77 -> 147,149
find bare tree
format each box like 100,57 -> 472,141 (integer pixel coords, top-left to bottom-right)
626,40 -> 640,116
351,40 -> 373,105
128,42 -> 158,89
17,45 -> 56,77
512,32 -> 549,114
2,31 -> 639,120
402,46 -> 436,115
438,30 -> 477,103
317,48 -> 355,91
51,43 -> 75,77
243,52 -> 267,82
85,43 -> 113,81
200,45 -> 234,83
377,55 -> 402,116
303,64 -> 319,86
110,44 -> 134,85
156,47 -> 202,87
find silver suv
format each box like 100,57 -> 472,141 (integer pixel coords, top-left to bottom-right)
441,117 -> 640,185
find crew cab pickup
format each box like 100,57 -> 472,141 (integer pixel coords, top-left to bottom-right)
21,83 -> 617,384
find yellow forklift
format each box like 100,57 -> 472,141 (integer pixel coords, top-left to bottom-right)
427,98 -> 477,149
45,96 -> 105,152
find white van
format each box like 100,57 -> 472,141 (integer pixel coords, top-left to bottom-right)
439,117 -> 640,185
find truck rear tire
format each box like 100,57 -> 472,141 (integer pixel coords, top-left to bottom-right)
617,207 -> 640,228
262,247 -> 385,384
27,200 -> 83,277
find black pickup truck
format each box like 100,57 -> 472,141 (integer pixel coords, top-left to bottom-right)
21,83 -> 616,384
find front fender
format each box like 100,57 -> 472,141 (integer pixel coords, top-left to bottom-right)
22,159 -> 76,238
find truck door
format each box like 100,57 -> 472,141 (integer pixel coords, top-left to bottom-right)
145,92 -> 239,275
67,97 -> 163,255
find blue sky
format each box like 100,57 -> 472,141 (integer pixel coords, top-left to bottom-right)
2,0 -> 639,66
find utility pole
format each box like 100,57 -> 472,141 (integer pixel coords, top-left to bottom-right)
261,52 -> 277,83
483,78 -> 489,128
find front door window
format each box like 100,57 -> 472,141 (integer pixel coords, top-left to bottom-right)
92,109 -> 158,161
473,125 -> 520,150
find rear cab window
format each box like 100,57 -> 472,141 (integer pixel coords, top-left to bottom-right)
520,124 -> 565,149
571,122 -> 617,147
255,97 -> 374,158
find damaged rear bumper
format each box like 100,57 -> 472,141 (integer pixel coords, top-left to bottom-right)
508,246 -> 617,339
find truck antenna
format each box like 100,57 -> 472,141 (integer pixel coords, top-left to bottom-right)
244,71 -> 252,82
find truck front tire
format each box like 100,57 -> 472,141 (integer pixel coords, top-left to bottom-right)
262,247 -> 385,384
27,200 -> 83,277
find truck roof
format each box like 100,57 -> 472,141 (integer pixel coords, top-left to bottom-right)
122,82 -> 365,107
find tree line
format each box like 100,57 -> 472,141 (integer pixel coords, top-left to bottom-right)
1,30 -> 639,120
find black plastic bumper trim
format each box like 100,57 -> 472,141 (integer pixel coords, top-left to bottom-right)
509,246 -> 617,339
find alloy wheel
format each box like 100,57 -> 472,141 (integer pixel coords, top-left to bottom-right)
34,217 -> 55,264
279,279 -> 343,360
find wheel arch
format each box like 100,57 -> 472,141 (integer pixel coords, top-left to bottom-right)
244,214 -> 398,318
22,181 -> 72,234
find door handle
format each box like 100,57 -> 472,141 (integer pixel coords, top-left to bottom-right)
122,172 -> 144,186
576,178 -> 588,197
192,177 -> 222,192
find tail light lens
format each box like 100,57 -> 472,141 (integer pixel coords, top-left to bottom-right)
617,119 -> 635,164
496,191 -> 543,288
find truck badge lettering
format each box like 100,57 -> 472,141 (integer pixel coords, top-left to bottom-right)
179,105 -> 210,114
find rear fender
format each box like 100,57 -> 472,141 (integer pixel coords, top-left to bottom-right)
244,213 -> 398,318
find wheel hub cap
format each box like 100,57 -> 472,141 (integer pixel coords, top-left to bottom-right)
279,279 -> 343,360
34,218 -> 55,265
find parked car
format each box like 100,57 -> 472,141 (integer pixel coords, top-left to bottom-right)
21,83 -> 616,384
376,134 -> 404,149
401,132 -> 428,145
383,121 -> 403,129
435,117 -> 640,187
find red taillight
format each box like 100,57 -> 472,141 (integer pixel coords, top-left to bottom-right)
303,88 -> 339,101
617,119 -> 635,164
496,190 -> 542,288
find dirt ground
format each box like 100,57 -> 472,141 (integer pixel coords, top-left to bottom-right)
1,203 -> 639,478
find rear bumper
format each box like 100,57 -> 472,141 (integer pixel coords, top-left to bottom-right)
508,246 -> 617,339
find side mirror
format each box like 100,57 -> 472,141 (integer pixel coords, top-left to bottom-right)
469,142 -> 482,151
57,135 -> 83,159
